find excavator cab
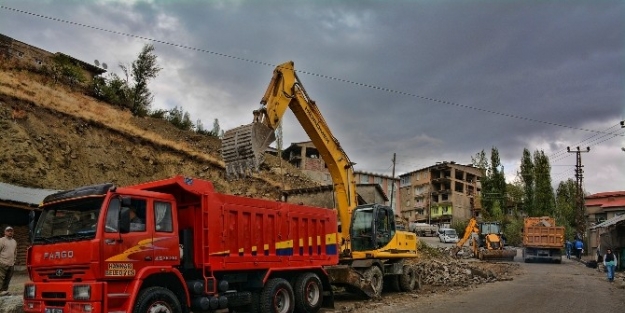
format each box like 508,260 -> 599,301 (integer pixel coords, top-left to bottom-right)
350,204 -> 395,252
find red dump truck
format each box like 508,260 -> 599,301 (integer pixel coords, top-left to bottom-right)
23,176 -> 343,313
522,216 -> 565,263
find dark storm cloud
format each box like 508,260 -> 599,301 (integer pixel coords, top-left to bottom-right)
0,0 -> 623,193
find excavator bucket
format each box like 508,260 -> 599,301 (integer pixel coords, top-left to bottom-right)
324,265 -> 378,299
221,122 -> 276,178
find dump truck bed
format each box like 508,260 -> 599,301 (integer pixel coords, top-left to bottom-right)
523,226 -> 565,248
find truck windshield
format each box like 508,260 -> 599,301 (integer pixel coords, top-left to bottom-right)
33,197 -> 104,244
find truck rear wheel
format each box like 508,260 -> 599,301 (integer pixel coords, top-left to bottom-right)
293,272 -> 323,313
133,286 -> 182,313
261,278 -> 294,313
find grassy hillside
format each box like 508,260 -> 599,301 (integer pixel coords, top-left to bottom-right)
0,65 -> 318,197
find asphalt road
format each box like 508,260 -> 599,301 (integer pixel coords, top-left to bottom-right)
390,256 -> 625,313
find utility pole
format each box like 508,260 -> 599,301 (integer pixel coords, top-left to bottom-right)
567,146 -> 590,240
390,153 -> 396,212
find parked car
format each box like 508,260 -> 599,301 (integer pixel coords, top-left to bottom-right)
438,228 -> 459,243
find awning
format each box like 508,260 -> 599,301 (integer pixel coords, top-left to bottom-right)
590,214 -> 625,230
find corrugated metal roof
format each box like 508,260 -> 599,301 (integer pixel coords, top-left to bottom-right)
591,214 -> 625,229
0,182 -> 60,206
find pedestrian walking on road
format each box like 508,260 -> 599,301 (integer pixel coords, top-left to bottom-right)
0,226 -> 17,296
574,239 -> 584,260
565,239 -> 572,259
603,248 -> 618,282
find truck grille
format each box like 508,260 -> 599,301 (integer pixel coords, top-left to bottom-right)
35,266 -> 89,280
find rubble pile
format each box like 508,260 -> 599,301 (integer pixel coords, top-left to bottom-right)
411,246 -> 519,288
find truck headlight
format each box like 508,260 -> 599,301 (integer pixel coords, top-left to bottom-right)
24,285 -> 36,299
73,285 -> 91,300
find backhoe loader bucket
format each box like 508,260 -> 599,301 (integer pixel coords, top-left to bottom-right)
221,122 -> 275,178
478,248 -> 517,261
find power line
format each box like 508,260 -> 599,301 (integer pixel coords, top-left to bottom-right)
1,5 -> 623,138
549,122 -> 623,160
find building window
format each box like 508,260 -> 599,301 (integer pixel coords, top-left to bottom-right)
400,176 -> 410,186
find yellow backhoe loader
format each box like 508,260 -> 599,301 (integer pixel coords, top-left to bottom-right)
453,218 -> 517,261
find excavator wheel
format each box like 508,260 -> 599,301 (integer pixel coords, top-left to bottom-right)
399,265 -> 417,291
363,266 -> 383,298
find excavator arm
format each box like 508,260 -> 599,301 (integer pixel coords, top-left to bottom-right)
221,61 -> 357,250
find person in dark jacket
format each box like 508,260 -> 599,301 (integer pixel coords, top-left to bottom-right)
603,248 -> 618,282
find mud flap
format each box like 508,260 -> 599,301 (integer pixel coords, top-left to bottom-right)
222,122 -> 275,178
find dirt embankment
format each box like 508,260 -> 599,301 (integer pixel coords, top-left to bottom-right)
0,68 -> 318,196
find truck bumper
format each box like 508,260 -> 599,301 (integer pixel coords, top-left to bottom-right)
23,282 -> 105,313
522,247 -> 562,263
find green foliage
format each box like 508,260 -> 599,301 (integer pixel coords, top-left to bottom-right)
210,118 -> 221,137
556,179 -> 578,234
92,73 -> 131,108
451,219 -> 469,238
502,217 -> 523,246
92,44 -> 161,117
472,147 -> 506,218
50,54 -> 85,87
128,44 -> 162,117
519,148 -> 534,213
166,106 -> 194,131
533,150 -> 555,216
148,109 -> 168,119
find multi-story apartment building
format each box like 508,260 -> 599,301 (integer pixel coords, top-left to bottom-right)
280,142 -> 400,212
353,171 -> 400,213
399,161 -> 482,226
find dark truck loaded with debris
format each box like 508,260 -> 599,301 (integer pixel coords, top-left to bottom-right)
522,216 -> 565,263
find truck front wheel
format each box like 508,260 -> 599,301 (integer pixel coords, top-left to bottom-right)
293,272 -> 323,313
261,278 -> 294,313
133,286 -> 182,313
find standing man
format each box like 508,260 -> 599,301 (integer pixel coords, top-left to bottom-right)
565,239 -> 572,259
603,248 -> 618,282
0,226 -> 17,296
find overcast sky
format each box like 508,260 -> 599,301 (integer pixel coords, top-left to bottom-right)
1,0 -> 623,195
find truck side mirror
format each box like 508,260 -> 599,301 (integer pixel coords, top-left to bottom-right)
28,210 -> 36,243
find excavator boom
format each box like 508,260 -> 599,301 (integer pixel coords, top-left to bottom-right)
222,61 -> 357,251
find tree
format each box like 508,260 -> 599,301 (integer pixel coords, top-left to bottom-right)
533,150 -> 555,216
488,147 -> 506,218
556,179 -> 577,239
128,44 -> 162,117
471,150 -> 489,217
519,148 -> 534,215
506,179 -> 524,216
210,118 -> 221,137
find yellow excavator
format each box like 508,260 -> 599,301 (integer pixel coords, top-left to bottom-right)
453,218 -> 517,261
221,61 -> 419,298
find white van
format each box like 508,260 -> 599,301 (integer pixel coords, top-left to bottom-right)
438,228 -> 459,243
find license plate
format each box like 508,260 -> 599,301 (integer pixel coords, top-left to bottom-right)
44,308 -> 63,313
538,250 -> 548,255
